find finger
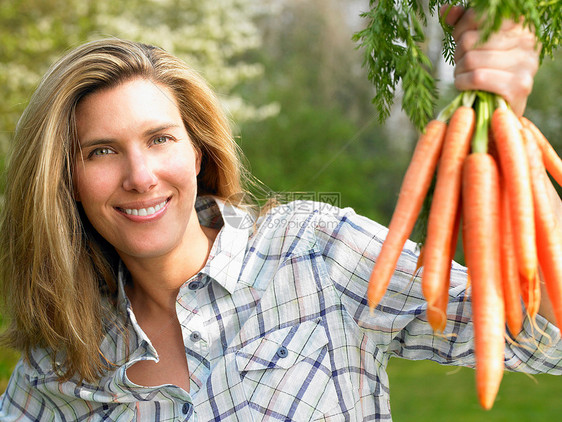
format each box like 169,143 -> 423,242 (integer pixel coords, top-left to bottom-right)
454,68 -> 533,116
440,5 -> 465,27
451,8 -> 480,42
454,68 -> 535,100
454,49 -> 539,78
498,18 -> 523,32
455,28 -> 538,63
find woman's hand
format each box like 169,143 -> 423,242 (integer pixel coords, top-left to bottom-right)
442,6 -> 540,117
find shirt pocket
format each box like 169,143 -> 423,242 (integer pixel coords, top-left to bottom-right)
235,318 -> 340,421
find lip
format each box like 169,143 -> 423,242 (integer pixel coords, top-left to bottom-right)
115,197 -> 171,222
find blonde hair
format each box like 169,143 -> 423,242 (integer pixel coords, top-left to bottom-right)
0,39 -> 249,381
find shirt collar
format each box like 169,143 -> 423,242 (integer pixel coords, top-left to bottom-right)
198,195 -> 252,294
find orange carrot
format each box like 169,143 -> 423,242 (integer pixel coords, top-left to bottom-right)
499,176 -> 523,336
427,196 -> 462,332
427,289 -> 448,333
368,120 -> 447,308
521,117 -> 562,187
422,106 -> 474,316
462,153 -> 505,411
518,269 -> 540,320
523,128 -> 562,327
492,107 -> 539,285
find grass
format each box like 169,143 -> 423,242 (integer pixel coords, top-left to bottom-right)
387,357 -> 562,421
0,346 -> 559,420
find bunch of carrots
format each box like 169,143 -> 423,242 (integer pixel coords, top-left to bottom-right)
366,91 -> 562,410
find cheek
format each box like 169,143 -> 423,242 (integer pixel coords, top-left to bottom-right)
73,164 -> 117,210
169,163 -> 199,198
166,146 -> 201,186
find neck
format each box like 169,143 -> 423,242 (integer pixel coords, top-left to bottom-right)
123,221 -> 218,317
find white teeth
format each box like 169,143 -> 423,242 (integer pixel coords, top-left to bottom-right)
123,200 -> 167,217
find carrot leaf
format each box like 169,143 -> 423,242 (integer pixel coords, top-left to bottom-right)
472,92 -> 493,154
353,0 -> 561,131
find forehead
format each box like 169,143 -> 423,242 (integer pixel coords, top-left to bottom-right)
75,78 -> 182,141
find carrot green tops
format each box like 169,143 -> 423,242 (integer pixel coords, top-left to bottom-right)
1,196 -> 561,421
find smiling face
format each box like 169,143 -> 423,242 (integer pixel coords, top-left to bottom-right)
74,78 -> 203,264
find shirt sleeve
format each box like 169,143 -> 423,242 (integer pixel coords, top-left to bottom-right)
315,205 -> 562,374
0,358 -> 55,421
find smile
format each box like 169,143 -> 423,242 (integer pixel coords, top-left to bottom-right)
121,199 -> 168,216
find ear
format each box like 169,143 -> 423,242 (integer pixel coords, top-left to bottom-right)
195,146 -> 203,176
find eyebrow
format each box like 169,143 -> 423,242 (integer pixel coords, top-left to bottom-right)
143,123 -> 182,137
78,123 -> 183,149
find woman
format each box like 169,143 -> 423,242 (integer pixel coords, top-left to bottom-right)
0,7 -> 560,421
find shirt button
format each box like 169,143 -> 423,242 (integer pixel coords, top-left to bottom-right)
276,346 -> 288,358
188,281 -> 201,290
190,331 -> 201,342
182,402 -> 190,414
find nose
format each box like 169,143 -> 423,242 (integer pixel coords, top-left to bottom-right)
122,150 -> 158,193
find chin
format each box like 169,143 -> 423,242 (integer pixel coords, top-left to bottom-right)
116,242 -> 178,261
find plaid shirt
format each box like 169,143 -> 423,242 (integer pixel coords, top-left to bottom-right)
1,196 -> 561,421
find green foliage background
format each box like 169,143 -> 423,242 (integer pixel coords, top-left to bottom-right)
0,0 -> 560,419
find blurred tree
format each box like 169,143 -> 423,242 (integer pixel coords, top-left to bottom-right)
525,50 -> 562,149
0,0 -> 274,192
93,0 -> 278,122
525,50 -> 562,196
0,0 -> 97,171
253,0 -> 374,123
237,0 -> 409,223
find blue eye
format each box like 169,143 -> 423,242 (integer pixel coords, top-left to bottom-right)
89,147 -> 114,157
153,135 -> 171,145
